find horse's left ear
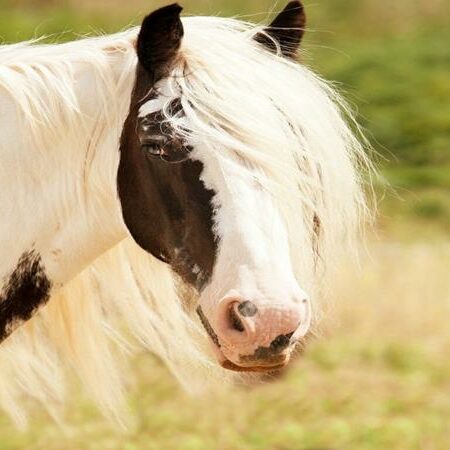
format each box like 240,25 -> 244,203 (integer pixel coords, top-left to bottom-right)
137,3 -> 184,80
255,1 -> 306,59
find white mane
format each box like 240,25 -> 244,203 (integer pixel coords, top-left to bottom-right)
0,16 -> 372,426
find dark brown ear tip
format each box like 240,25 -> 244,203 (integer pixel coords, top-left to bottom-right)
286,0 -> 304,10
285,1 -> 306,18
254,0 -> 306,58
279,1 -> 306,29
286,1 -> 306,19
142,3 -> 183,22
165,3 -> 183,14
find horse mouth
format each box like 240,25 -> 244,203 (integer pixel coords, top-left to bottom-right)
220,355 -> 289,372
196,306 -> 290,373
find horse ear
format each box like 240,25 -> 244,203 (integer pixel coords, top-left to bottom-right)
255,1 -> 306,58
137,3 -> 184,79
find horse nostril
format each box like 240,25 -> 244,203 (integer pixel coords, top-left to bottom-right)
228,304 -> 245,332
227,301 -> 258,332
270,331 -> 294,352
237,301 -> 258,317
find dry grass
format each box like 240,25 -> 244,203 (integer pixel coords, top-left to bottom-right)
334,240 -> 450,346
0,239 -> 449,449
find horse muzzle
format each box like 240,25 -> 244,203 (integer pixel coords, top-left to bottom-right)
197,292 -> 311,372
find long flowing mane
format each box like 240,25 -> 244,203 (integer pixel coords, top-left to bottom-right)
0,16 -> 372,426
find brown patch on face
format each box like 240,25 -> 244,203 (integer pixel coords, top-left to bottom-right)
118,64 -> 217,290
117,5 -> 218,291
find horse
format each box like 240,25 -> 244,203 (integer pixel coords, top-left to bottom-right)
0,2 -> 371,425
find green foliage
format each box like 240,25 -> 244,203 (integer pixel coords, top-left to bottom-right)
312,28 -> 450,167
384,165 -> 450,189
1,0 -> 447,231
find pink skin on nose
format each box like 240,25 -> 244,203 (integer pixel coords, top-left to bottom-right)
209,294 -> 311,369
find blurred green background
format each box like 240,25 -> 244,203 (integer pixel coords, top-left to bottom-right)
0,0 -> 449,238
0,1 -> 449,449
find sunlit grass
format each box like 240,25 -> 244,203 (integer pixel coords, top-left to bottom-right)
0,241 -> 449,449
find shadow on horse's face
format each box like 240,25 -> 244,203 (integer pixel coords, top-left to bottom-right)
118,2 -> 311,372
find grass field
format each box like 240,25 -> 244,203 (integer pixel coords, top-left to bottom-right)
1,243 -> 449,450
0,0 -> 449,449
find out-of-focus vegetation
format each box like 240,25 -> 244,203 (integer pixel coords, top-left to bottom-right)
1,244 -> 449,450
1,0 -> 448,236
0,1 -> 449,449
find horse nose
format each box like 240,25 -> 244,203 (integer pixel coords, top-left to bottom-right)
228,300 -> 259,332
216,296 -> 308,363
269,332 -> 294,353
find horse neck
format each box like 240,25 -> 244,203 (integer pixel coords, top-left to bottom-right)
0,38 -> 137,290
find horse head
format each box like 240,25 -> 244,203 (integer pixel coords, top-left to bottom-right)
118,2 -> 313,372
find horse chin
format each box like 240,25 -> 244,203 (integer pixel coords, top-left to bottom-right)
220,358 -> 289,373
212,344 -> 290,373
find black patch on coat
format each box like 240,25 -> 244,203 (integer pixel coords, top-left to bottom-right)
0,251 -> 51,342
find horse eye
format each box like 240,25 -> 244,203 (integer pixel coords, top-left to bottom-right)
140,131 -> 168,159
142,141 -> 193,163
143,143 -> 163,158
138,117 -> 192,163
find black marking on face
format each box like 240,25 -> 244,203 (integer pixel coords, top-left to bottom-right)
0,251 -> 52,343
196,306 -> 221,348
118,9 -> 217,291
240,332 -> 294,363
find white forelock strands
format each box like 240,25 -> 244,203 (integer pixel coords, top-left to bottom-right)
0,16 -> 373,426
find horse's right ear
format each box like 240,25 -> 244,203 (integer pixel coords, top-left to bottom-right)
255,1 -> 306,59
137,4 -> 184,80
